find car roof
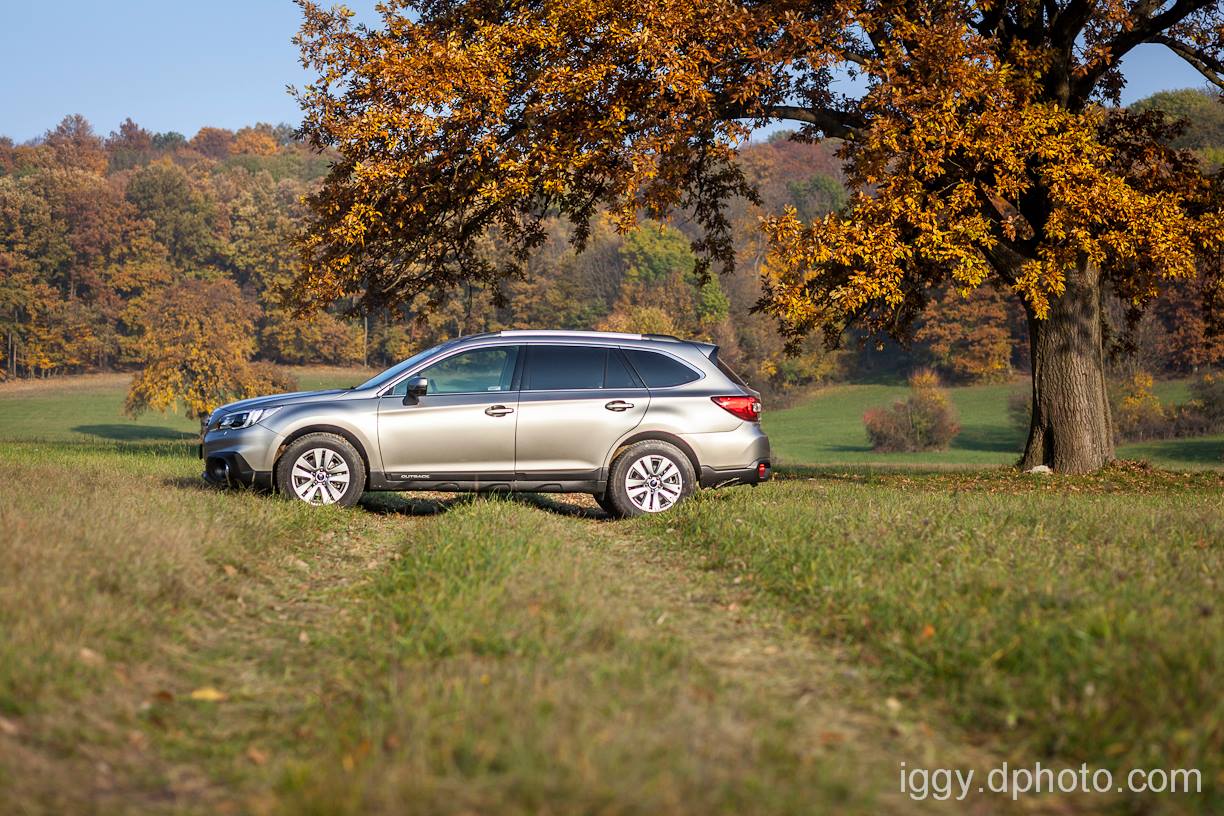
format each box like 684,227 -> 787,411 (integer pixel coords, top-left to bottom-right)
449,329 -> 711,351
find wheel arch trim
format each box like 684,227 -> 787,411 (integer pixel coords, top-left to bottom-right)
272,425 -> 372,490
605,430 -> 701,476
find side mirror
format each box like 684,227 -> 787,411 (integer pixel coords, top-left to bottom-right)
405,377 -> 429,398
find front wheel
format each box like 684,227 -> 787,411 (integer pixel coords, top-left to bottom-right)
275,433 -> 366,507
605,441 -> 695,518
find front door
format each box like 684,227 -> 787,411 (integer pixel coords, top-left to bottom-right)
513,344 -> 649,480
377,345 -> 520,480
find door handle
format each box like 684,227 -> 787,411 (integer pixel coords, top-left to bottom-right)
605,400 -> 634,412
485,405 -> 514,416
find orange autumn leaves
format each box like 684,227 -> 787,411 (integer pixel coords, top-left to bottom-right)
758,12 -> 1222,348
291,0 -> 855,312
292,0 -> 1222,362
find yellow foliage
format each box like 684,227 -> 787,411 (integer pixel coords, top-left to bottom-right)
124,278 -> 296,419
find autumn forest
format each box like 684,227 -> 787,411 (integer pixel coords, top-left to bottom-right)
2,88 -> 1222,407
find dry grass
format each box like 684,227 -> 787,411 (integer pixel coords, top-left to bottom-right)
1,374 -> 1219,814
2,443 -> 1008,815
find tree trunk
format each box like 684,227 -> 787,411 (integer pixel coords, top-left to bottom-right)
1019,257 -> 1115,474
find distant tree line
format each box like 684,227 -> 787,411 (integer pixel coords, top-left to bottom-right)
1,89 -> 1221,405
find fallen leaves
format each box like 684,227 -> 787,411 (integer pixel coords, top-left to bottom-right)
78,646 -> 105,667
189,687 -> 228,702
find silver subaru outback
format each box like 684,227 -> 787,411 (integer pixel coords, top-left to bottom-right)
200,330 -> 770,517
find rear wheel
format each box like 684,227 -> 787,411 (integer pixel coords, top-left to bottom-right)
275,433 -> 366,507
605,441 -> 695,518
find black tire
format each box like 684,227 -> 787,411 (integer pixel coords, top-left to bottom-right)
605,440 -> 696,518
592,491 -> 622,519
275,433 -> 366,508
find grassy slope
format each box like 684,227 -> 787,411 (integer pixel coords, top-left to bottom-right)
3,371 -> 1218,470
0,367 -> 376,445
764,379 -> 1224,469
0,442 -> 989,816
647,471 -> 1224,810
1,373 -> 1221,814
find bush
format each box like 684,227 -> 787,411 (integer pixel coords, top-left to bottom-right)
1189,371 -> 1224,424
1103,370 -> 1224,443
863,370 -> 961,452
1111,372 -> 1169,441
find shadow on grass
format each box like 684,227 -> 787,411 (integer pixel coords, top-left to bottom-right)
73,423 -> 196,442
162,476 -> 612,520
361,490 -> 607,520
952,424 -> 1024,454
1121,437 -> 1224,465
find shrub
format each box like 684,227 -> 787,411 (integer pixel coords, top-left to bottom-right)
863,370 -> 961,452
1111,372 -> 1168,441
1103,370 -> 1224,443
1189,371 -> 1224,425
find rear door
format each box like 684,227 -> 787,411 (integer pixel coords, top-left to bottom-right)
513,344 -> 649,481
376,345 -> 520,479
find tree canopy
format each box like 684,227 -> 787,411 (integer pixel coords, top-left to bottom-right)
294,0 -> 1224,472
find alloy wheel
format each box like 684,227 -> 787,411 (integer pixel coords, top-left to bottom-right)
290,448 -> 350,505
625,454 -> 683,513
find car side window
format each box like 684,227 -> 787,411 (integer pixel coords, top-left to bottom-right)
623,349 -> 701,388
604,348 -> 641,388
524,345 -> 607,391
394,346 -> 519,395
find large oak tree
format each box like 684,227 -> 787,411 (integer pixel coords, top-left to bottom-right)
294,0 -> 1223,472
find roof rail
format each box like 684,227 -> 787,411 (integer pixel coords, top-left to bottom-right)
494,329 -> 677,341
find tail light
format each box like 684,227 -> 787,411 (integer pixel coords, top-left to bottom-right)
711,395 -> 761,422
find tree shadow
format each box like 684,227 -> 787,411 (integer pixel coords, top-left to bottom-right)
1121,437 -> 1224,465
952,424 -> 1024,454
74,424 -> 196,442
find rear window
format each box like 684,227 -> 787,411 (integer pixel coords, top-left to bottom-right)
714,356 -> 749,388
524,345 -> 606,390
623,349 -> 701,388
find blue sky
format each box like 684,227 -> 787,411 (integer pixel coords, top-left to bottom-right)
0,1 -> 1212,144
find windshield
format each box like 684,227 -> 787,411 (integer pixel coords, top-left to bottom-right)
354,342 -> 450,391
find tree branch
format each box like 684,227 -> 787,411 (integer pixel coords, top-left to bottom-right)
1149,34 -> 1224,91
1069,0 -> 1217,103
745,104 -> 861,139
1048,0 -> 1096,48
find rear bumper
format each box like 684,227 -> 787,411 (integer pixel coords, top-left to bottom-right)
700,460 -> 771,488
682,423 -> 771,488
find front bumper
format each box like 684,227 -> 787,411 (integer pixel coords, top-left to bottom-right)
201,451 -> 273,489
200,424 -> 279,489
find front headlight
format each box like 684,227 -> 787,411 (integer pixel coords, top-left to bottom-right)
217,406 -> 282,430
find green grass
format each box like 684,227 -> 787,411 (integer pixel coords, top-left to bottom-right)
1,372 -> 1221,814
0,442 -> 921,815
642,470 -> 1224,812
0,366 -> 375,445
764,379 -> 1224,469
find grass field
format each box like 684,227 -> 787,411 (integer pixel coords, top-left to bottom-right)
1,370 -> 1221,814
765,379 -> 1224,469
